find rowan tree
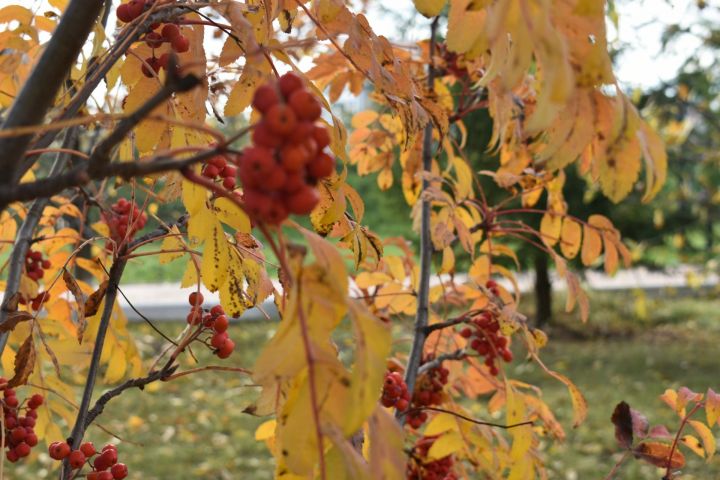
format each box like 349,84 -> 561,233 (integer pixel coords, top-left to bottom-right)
0,0 -> 716,479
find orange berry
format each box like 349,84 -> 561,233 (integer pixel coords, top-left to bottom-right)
264,165 -> 287,191
286,185 -> 319,215
252,84 -> 280,114
286,121 -> 315,145
280,144 -> 311,172
251,122 -> 282,148
278,72 -> 304,99
265,104 -> 297,136
288,89 -> 322,121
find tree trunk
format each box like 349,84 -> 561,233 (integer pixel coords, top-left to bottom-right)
534,252 -> 552,327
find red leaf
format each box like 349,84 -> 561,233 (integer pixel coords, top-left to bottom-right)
611,401 -> 633,448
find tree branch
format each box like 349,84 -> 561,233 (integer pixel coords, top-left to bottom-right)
0,0 -> 103,185
400,16 -> 439,421
0,129 -> 78,355
400,406 -> 533,430
417,349 -> 466,375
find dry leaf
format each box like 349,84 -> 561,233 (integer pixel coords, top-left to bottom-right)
8,334 -> 35,388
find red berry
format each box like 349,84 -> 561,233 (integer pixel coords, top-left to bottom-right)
211,332 -> 229,349
68,449 -> 86,469
116,3 -> 134,23
141,56 -> 161,78
49,441 -> 71,460
264,104 -> 298,136
222,176 -> 236,190
161,23 -> 180,40
221,165 -> 236,178
265,201 -> 289,224
243,189 -> 273,219
251,122 -> 282,148
87,473 -> 100,480
11,427 -> 26,443
202,164 -> 220,178
145,31 -> 163,48
460,327 -> 472,338
285,185 -> 319,215
217,339 -> 235,359
209,155 -> 227,169
278,72 -> 304,98
126,0 -> 145,19
6,449 -> 18,463
280,144 -> 311,172
15,442 -> 30,458
312,125 -> 331,149
307,152 -> 335,179
213,315 -> 229,333
80,441 -> 97,457
98,472 -> 114,480
288,89 -> 322,121
111,463 -> 129,479
171,34 -> 190,53
188,292 -> 204,307
28,393 -> 43,409
264,165 -> 287,191
25,433 -> 38,447
210,305 -> 225,316
282,171 -> 305,194
252,84 -> 280,114
4,395 -> 18,408
41,259 -> 51,269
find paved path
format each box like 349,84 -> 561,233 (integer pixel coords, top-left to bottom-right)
117,265 -> 719,322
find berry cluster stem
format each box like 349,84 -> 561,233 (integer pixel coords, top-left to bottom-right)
400,16 -> 439,422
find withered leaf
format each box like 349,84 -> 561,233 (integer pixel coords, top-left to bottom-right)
611,401 -> 634,448
612,401 -> 649,449
4,292 -> 21,312
0,311 -> 33,333
634,441 -> 685,469
62,268 -> 87,343
84,281 -> 109,317
8,334 -> 35,388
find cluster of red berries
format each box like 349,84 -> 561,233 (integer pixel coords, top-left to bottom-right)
1,382 -> 42,463
103,198 -> 147,247
406,436 -> 458,480
49,441 -> 128,479
406,357 -> 450,429
115,0 -> 189,77
202,154 -> 237,191
140,23 -> 189,78
381,371 -> 410,411
186,293 -> 235,359
240,72 -> 336,224
24,250 -> 50,281
459,311 -> 512,377
19,291 -> 50,311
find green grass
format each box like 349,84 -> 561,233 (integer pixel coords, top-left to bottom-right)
12,293 -> 720,479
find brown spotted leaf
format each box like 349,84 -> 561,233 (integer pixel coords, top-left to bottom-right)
0,311 -> 33,333
62,268 -> 87,343
85,281 -> 109,317
8,334 -> 35,388
634,442 -> 685,469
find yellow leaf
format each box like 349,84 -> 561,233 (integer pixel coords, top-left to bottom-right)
351,110 -> 378,129
213,197 -> 251,233
344,302 -> 391,434
159,226 -> 185,264
706,388 -> 720,427
560,218 -> 582,259
201,221 -> 230,291
180,259 -> 199,288
428,431 -> 463,460
424,412 -> 459,436
413,0 -> 446,17
368,407 -> 406,479
506,385 -> 532,462
688,420 -> 716,460
354,272 -> 393,289
255,419 -> 276,440
219,250 -> 247,318
225,65 -> 267,116
638,120 -> 667,202
581,224 -> 602,266
602,231 -> 619,275
680,435 -> 705,458
540,213 -> 562,247
103,343 -> 127,384
469,255 -> 490,285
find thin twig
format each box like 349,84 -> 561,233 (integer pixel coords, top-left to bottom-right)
400,16 -> 439,422
417,349 -> 466,375
399,406 -> 534,430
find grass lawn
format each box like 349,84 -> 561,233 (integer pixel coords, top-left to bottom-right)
12,292 -> 720,479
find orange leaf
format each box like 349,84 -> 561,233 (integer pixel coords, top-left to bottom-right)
634,442 -> 685,469
581,224 -> 602,266
85,281 -> 109,317
706,388 -> 720,427
8,334 -> 35,388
